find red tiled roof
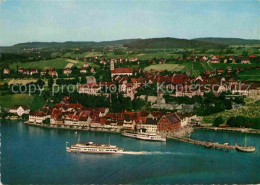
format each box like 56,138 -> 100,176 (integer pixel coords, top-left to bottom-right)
111,68 -> 133,74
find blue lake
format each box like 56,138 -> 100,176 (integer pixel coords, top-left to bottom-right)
1,120 -> 260,184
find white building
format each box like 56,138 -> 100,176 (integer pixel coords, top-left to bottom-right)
29,111 -> 48,123
9,105 -> 30,116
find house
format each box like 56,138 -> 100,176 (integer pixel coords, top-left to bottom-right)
129,57 -> 137,62
240,58 -> 251,64
65,103 -> 83,111
50,109 -> 63,125
41,69 -> 46,75
9,105 -> 30,116
226,66 -> 232,73
123,112 -> 136,130
18,67 -> 25,73
171,74 -> 189,85
249,55 -> 257,58
22,69 -> 30,75
97,107 -> 109,117
49,71 -> 58,77
217,68 -> 225,74
64,68 -> 72,75
209,55 -> 220,63
30,68 -> 38,75
80,67 -> 87,73
136,113 -> 159,133
86,76 -> 96,84
78,110 -> 92,127
78,83 -> 101,95
3,68 -> 10,74
64,113 -> 80,126
200,56 -> 208,62
111,68 -> 133,78
159,59 -> 166,64
83,63 -> 89,68
29,110 -> 48,123
157,113 -> 181,132
90,67 -> 96,74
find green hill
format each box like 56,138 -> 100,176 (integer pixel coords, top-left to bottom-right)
123,37 -> 226,49
0,39 -> 140,52
193,37 -> 260,46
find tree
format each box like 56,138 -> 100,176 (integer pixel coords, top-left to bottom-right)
80,76 -> 86,84
213,116 -> 224,127
132,98 -> 146,111
43,118 -> 50,124
48,78 -> 54,89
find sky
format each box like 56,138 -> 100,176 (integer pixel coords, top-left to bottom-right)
0,0 -> 259,46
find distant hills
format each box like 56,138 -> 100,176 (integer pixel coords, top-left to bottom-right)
193,37 -> 260,45
1,37 -> 260,52
0,39 -> 140,52
123,37 -> 226,49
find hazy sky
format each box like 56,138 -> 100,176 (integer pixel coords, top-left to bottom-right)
1,0 -> 259,46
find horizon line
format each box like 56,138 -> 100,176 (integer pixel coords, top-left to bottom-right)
1,36 -> 260,47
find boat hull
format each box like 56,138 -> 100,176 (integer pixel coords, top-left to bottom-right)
122,132 -> 166,142
236,146 -> 256,153
66,148 -> 124,154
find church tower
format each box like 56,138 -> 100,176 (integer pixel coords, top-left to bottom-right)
110,60 -> 114,71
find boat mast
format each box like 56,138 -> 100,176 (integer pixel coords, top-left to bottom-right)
245,133 -> 247,146
108,136 -> 110,145
78,134 -> 80,143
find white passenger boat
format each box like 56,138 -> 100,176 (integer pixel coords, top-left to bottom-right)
66,141 -> 125,154
122,131 -> 166,142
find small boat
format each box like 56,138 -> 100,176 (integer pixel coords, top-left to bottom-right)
236,145 -> 256,153
236,133 -> 256,153
122,131 -> 166,142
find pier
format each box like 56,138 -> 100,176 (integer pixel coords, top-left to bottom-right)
168,136 -> 237,150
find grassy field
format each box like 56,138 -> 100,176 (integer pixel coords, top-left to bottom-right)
202,98 -> 260,124
8,79 -> 38,85
144,61 -> 257,76
0,94 -> 45,110
9,58 -> 69,70
144,64 -> 184,72
144,62 -> 208,76
238,69 -> 260,81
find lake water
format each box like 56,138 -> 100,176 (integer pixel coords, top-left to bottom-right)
1,120 -> 260,184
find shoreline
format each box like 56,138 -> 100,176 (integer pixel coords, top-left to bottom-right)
3,119 -> 260,135
23,121 -> 121,133
195,125 -> 260,134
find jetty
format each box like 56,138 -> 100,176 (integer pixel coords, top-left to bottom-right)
168,136 -> 237,150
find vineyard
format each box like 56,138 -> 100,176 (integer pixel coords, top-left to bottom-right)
202,98 -> 260,124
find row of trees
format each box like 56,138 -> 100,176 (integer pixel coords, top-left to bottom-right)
213,116 -> 260,129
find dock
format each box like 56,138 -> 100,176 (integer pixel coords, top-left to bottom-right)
168,136 -> 237,150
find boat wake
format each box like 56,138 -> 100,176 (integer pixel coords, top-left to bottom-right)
121,151 -> 183,155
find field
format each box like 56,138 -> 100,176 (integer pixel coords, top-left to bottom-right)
144,62 -> 210,76
144,64 -> 184,72
66,59 -> 79,64
8,79 -> 38,85
144,62 -> 256,76
202,98 -> 260,124
0,94 -> 45,110
238,69 -> 260,81
8,57 -> 100,71
9,58 -> 69,70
